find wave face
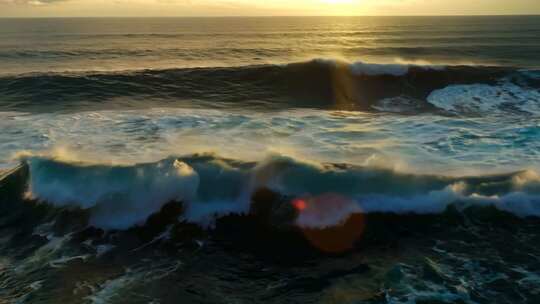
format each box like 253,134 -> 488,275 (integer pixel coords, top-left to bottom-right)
1,60 -> 539,115
10,155 -> 539,230
26,157 -> 199,229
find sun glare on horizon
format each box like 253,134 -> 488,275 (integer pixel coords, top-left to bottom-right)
1,0 -> 539,17
320,0 -> 356,4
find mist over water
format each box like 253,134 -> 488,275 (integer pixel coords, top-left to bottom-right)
1,16 -> 540,304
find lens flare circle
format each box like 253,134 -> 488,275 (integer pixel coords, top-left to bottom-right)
293,193 -> 365,253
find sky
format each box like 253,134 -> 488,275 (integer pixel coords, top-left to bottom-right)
1,0 -> 539,17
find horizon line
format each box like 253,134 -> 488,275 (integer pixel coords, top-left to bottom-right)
1,14 -> 540,19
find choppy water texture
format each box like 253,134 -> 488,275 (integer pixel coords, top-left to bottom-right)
1,16 -> 540,304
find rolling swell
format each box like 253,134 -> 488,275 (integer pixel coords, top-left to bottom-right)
0,59 -> 530,113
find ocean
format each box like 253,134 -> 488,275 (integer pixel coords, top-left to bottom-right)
1,16 -> 540,303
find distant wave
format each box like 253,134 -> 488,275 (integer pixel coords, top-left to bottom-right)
4,154 -> 539,231
1,59 -> 538,115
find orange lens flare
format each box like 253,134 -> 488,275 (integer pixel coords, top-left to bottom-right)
292,199 -> 307,211
293,193 -> 365,253
302,213 -> 365,253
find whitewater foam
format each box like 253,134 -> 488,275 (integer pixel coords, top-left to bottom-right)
427,82 -> 540,115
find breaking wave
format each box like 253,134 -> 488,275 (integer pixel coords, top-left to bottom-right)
4,154 -> 540,231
